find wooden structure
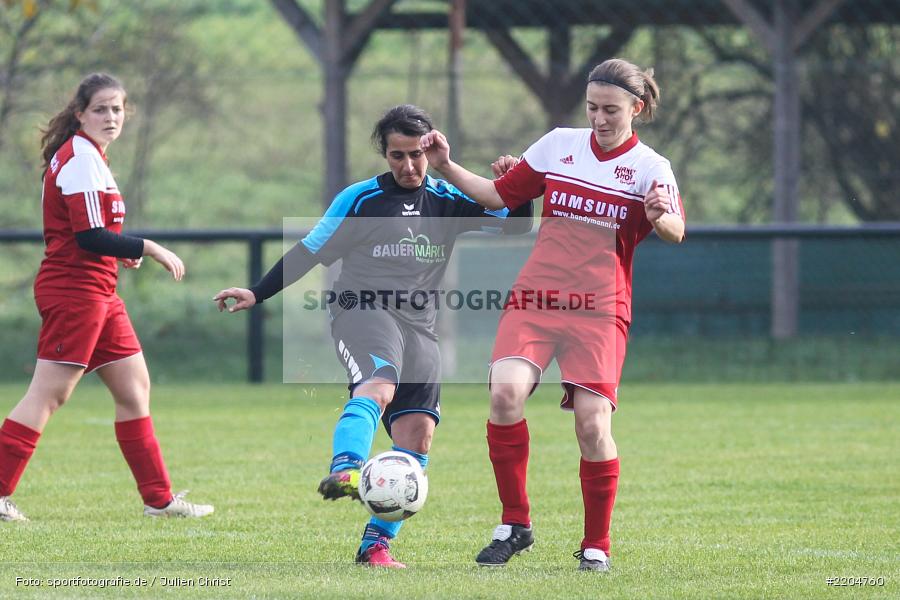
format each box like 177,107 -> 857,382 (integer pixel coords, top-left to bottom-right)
268,0 -> 894,338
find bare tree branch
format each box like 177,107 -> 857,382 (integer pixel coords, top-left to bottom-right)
0,7 -> 41,153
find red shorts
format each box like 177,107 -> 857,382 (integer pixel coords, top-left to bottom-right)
35,295 -> 142,373
490,307 -> 629,410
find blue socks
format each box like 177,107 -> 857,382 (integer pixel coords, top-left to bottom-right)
330,396 -> 432,556
330,397 -> 381,473
359,445 -> 429,553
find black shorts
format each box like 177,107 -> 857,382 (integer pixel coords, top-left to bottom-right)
330,307 -> 441,436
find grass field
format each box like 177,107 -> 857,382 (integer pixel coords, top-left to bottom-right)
0,382 -> 897,599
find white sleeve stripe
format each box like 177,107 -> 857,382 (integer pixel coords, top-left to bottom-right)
84,191 -> 105,228
85,192 -> 98,228
92,191 -> 105,227
667,185 -> 682,216
90,191 -> 100,227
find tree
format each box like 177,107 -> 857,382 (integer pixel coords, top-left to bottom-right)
685,20 -> 898,222
0,0 -> 214,226
804,26 -> 899,221
84,2 -> 215,222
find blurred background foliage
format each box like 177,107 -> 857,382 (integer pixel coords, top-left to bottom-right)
1,0 -> 897,382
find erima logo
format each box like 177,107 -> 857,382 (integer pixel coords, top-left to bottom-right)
559,155 -> 574,165
402,202 -> 420,216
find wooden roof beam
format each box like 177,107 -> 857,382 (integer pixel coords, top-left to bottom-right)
269,0 -> 323,63
342,0 -> 398,65
722,0 -> 848,53
269,0 -> 400,66
483,28 -> 546,100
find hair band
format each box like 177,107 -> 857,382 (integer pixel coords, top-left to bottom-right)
588,76 -> 641,98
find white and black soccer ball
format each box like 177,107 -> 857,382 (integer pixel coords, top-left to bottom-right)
359,451 -> 428,522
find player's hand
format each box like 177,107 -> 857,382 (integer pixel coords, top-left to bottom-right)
142,240 -> 185,281
420,130 -> 451,172
491,155 -> 519,178
643,179 -> 671,223
120,257 -> 143,269
213,287 -> 256,313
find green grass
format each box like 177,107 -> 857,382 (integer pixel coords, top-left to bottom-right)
0,382 -> 898,599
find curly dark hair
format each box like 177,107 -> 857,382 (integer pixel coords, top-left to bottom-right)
371,104 -> 434,156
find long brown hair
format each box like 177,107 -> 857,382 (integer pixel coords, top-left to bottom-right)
588,59 -> 660,122
40,73 -> 127,170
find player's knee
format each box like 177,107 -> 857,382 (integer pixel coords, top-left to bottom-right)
490,383 -> 527,415
46,392 -> 69,414
575,416 -> 612,445
367,389 -> 394,410
112,381 -> 151,412
131,377 -> 151,402
353,381 -> 395,410
389,413 -> 435,454
32,386 -> 72,416
402,432 -> 432,455
418,423 -> 434,452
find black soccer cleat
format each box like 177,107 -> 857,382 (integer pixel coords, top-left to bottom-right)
317,469 -> 361,501
574,548 -> 611,572
475,524 -> 534,566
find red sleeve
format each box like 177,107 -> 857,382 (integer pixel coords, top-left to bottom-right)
493,158 -> 545,211
64,190 -> 107,233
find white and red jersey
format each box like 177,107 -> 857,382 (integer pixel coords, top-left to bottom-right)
34,131 -> 126,300
494,128 -> 684,324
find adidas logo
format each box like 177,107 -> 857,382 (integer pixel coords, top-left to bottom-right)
559,155 -> 574,165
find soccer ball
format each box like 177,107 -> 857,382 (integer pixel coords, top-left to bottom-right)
359,451 -> 428,522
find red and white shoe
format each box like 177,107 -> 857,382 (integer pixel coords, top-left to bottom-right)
356,541 -> 406,568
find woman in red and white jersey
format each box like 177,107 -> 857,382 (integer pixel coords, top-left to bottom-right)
422,58 -> 685,571
0,73 -> 212,522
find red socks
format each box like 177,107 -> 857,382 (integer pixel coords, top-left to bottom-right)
580,456 -> 620,554
115,416 -> 172,508
0,416 -> 172,508
0,419 -> 41,496
489,420 -> 620,553
486,419 -> 531,526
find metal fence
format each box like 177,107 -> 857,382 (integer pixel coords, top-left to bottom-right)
0,229 -> 278,383
3,224 -> 898,383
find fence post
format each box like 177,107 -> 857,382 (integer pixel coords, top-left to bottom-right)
248,235 -> 264,383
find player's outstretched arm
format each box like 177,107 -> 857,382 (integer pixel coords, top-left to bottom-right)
143,239 -> 186,280
214,243 -> 317,314
421,130 -> 506,210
